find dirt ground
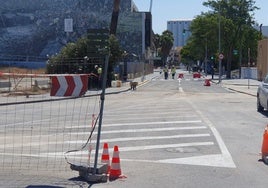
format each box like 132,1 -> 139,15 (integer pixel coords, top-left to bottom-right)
0,67 -> 49,95
0,67 -> 46,77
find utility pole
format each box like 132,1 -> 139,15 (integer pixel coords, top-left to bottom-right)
218,1 -> 222,83
248,48 -> 250,89
149,0 -> 153,12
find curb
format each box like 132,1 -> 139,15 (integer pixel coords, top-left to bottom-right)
224,87 -> 257,97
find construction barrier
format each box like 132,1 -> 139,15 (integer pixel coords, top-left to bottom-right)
178,73 -> 184,79
204,79 -> 211,86
193,72 -> 201,78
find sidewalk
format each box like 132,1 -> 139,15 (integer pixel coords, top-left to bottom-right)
101,71 -> 160,94
107,70 -> 260,97
204,74 -> 260,97
0,72 -> 160,105
220,79 -> 259,97
0,70 -> 260,105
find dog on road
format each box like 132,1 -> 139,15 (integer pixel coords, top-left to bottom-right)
130,81 -> 138,90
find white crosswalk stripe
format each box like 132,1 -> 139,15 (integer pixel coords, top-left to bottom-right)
0,78 -> 235,169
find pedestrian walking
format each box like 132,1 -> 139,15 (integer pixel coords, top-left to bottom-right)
163,66 -> 169,80
211,66 -> 215,79
171,65 -> 176,79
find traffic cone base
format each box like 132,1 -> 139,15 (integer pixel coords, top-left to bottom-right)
109,145 -> 127,181
204,79 -> 211,86
101,143 -> 110,173
261,126 -> 268,162
193,72 -> 201,78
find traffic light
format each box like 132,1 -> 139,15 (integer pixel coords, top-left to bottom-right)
183,29 -> 186,36
233,50 -> 238,55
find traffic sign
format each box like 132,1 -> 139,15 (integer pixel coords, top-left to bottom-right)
50,75 -> 88,97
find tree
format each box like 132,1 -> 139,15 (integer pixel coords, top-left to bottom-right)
159,30 -> 174,65
107,34 -> 123,85
153,33 -> 161,57
47,33 -> 123,85
181,0 -> 260,78
203,0 -> 259,78
184,14 -> 219,62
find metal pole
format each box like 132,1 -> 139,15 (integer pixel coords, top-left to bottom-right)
248,48 -> 250,89
218,1 -> 222,83
149,0 -> 153,12
93,54 -> 109,174
205,37 -> 208,76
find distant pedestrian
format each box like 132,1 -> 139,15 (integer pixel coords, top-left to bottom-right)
211,66 -> 215,79
92,65 -> 99,89
163,66 -> 169,80
171,65 -> 176,79
97,66 -> 102,89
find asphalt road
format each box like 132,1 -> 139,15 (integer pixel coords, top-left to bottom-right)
1,71 -> 268,188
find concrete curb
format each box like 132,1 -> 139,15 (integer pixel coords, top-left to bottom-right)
224,87 -> 257,97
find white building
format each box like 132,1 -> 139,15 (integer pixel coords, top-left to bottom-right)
167,19 -> 192,48
261,26 -> 268,37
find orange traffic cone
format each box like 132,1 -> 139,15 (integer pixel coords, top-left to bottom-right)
109,145 -> 126,180
101,143 -> 110,173
204,79 -> 211,86
261,126 -> 268,163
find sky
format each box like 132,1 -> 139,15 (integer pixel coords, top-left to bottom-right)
133,0 -> 268,34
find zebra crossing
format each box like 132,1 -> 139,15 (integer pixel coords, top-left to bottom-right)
61,94 -> 236,168
0,76 -> 236,170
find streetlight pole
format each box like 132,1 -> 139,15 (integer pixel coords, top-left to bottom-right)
149,0 -> 153,12
218,1 -> 222,83
248,48 -> 250,89
205,37 -> 208,76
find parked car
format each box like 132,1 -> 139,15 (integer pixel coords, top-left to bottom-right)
257,75 -> 268,112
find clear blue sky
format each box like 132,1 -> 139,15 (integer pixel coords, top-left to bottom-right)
133,0 -> 268,34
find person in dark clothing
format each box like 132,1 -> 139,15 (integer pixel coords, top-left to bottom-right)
211,66 -> 215,79
92,65 -> 99,89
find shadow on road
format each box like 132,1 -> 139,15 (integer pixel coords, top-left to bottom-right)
258,110 -> 268,117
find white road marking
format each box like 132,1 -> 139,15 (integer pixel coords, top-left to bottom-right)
108,142 -> 214,152
158,154 -> 236,168
72,126 -> 208,135
38,142 -> 214,157
0,126 -> 208,148
0,90 -> 235,169
183,99 -> 236,168
66,120 -> 202,129
66,133 -> 211,144
111,98 -> 236,168
110,120 -> 203,126
122,154 -> 236,168
0,142 -> 215,158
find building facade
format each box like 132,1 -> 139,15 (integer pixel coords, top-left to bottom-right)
167,19 -> 192,48
257,39 -> 268,80
0,0 -> 152,62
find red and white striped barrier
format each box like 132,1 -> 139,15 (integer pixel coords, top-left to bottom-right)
50,75 -> 88,97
